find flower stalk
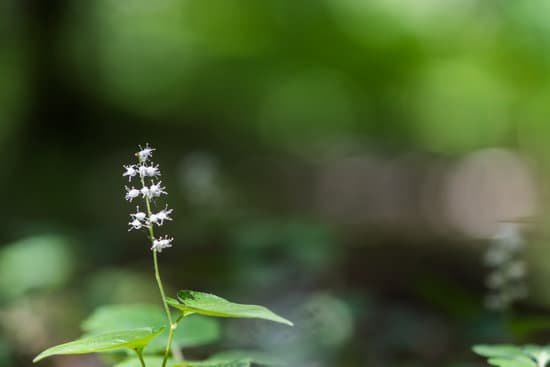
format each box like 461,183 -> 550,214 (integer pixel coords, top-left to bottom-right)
124,144 -> 179,367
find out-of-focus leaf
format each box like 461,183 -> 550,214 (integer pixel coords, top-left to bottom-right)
473,345 -> 523,358
115,356 -> 253,367
487,357 -> 536,367
509,317 -> 550,338
82,304 -> 220,352
185,358 -> 251,367
85,269 -> 158,306
33,328 -> 163,362
472,344 -> 547,367
0,235 -> 74,300
167,291 -> 293,326
414,276 -> 480,320
210,350 -> 285,366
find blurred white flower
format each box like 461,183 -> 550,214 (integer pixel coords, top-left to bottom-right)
484,223 -> 528,310
507,261 -> 526,279
486,272 -> 504,289
493,223 -> 523,251
484,247 -> 510,266
179,153 -> 222,205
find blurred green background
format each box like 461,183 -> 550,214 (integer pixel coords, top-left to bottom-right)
3,1 -> 550,366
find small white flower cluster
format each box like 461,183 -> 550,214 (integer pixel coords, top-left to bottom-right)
484,223 -> 528,310
123,144 -> 174,252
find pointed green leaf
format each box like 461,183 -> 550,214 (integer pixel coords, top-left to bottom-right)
82,304 -> 220,352
473,345 -> 524,358
522,345 -> 550,363
472,344 -> 546,367
210,350 -> 285,366
33,327 -> 163,363
487,357 -> 536,367
168,291 -> 293,326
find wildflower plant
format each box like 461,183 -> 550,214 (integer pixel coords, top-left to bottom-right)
484,223 -> 528,310
34,144 -> 293,367
474,223 -> 538,367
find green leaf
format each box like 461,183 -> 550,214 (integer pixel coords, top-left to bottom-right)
82,304 -> 220,353
472,344 -> 543,367
185,358 -> 251,367
168,291 -> 293,326
33,327 -> 163,363
115,356 -> 181,367
522,345 -> 549,362
487,357 -> 536,367
210,350 -> 285,366
473,345 -> 524,358
116,352 -> 276,367
0,235 -> 74,300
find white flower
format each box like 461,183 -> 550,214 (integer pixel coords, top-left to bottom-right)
149,206 -> 173,226
149,181 -> 167,197
136,144 -> 155,162
146,164 -> 160,177
484,247 -> 509,266
507,261 -> 526,279
138,164 -> 161,178
128,218 -> 145,231
125,186 -> 140,201
141,186 -> 152,199
156,206 -> 173,224
149,213 -> 160,225
151,235 -> 173,252
130,206 -> 147,222
123,165 -> 138,181
493,223 -> 523,251
486,272 -> 504,289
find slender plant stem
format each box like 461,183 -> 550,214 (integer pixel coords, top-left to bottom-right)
135,349 -> 146,367
154,250 -> 177,367
172,315 -> 185,361
140,175 -> 175,367
152,250 -> 174,326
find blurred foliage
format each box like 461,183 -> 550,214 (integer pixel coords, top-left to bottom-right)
3,0 -> 550,366
0,235 -> 74,302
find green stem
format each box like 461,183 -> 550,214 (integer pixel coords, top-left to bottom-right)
155,250 -> 176,367
141,175 -> 175,367
153,250 -> 174,327
172,315 -> 185,361
135,349 -> 146,367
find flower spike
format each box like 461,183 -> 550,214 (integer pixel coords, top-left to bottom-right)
124,144 -> 174,252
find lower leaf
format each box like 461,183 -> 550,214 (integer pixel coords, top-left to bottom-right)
33,327 -> 164,363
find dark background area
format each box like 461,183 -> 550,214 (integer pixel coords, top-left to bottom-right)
2,1 -> 550,366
